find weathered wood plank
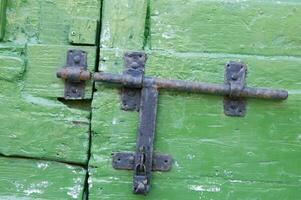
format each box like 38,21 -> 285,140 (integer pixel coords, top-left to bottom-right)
100,0 -> 147,49
89,170 -> 300,200
150,0 -> 301,56
23,44 -> 95,99
0,55 -> 24,81
0,45 -> 91,164
4,0 -> 100,44
0,157 -> 86,199
89,49 -> 301,198
69,18 -> 98,45
0,0 -> 6,41
0,80 -> 90,164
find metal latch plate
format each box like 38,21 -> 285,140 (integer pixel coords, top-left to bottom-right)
224,61 -> 247,117
64,49 -> 88,99
121,52 -> 146,111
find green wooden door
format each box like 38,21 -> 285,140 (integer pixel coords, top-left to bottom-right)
0,0 -> 300,199
0,0 -> 100,199
89,0 -> 301,199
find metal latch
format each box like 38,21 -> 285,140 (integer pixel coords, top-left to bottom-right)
121,52 -> 146,111
57,50 -> 91,99
57,50 -> 288,194
224,61 -> 247,116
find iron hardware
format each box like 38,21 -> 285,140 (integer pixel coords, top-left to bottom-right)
121,52 -> 146,111
224,61 -> 247,116
57,49 -> 90,99
56,50 -> 288,194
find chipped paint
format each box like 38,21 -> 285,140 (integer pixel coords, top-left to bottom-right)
188,185 -> 221,193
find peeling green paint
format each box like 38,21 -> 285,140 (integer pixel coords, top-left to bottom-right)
150,0 -> 301,56
0,157 -> 86,199
4,0 -> 100,44
1,0 -> 301,199
100,0 -> 147,49
69,18 -> 98,45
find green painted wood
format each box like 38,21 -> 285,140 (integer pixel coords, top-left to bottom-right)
100,0 -> 148,49
0,0 -> 101,198
150,0 -> 301,56
0,0 -> 300,199
0,44 -> 25,81
0,0 -> 6,41
0,157 -> 86,199
0,44 -> 95,164
4,0 -> 100,44
0,79 -> 90,163
89,49 -> 301,199
69,18 -> 98,45
0,44 -> 92,164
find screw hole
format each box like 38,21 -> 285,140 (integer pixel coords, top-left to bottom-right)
164,160 -> 168,163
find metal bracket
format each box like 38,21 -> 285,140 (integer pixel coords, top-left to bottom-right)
58,49 -> 90,99
224,61 -> 247,117
121,52 -> 146,111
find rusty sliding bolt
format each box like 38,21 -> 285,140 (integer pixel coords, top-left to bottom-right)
92,72 -> 288,100
57,70 -> 288,100
57,68 -> 91,82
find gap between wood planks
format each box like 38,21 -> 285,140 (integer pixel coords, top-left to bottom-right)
0,153 -> 86,168
83,0 -> 104,199
82,1 -> 153,198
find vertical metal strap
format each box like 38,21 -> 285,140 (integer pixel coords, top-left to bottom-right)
133,86 -> 158,194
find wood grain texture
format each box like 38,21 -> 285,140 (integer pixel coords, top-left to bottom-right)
100,0 -> 147,49
150,0 -> 301,56
0,0 -> 100,198
0,157 -> 86,199
89,49 -> 301,199
69,18 -> 98,45
4,0 -> 100,44
0,46 -> 92,164
0,80 -> 90,164
0,44 -> 25,81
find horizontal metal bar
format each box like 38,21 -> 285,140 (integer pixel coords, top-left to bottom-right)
93,72 -> 288,100
57,68 -> 91,81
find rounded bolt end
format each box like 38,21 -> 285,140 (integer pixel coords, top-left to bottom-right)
80,71 -> 92,81
56,69 -> 66,79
